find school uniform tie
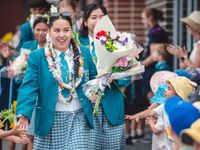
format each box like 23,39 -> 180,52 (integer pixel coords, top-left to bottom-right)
91,41 -> 97,64
60,52 -> 69,97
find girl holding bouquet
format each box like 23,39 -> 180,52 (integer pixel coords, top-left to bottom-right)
79,3 -> 129,149
16,7 -> 96,149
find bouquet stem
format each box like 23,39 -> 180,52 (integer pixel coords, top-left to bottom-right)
93,92 -> 104,116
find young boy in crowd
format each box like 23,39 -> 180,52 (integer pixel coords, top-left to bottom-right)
180,119 -> 200,150
151,43 -> 172,71
126,77 -> 197,149
165,98 -> 200,150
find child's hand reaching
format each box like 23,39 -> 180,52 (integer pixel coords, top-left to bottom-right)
125,114 -> 140,122
10,125 -> 27,137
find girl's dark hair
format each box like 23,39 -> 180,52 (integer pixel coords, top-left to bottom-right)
29,0 -> 50,10
143,8 -> 164,22
181,133 -> 195,146
49,15 -> 80,77
79,3 -> 107,37
48,15 -> 72,28
33,17 -> 48,29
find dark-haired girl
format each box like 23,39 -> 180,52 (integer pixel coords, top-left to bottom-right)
79,3 -> 128,149
21,16 -> 48,52
16,10 -> 96,149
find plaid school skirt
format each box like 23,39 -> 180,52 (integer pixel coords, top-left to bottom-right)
88,105 -> 126,150
33,109 -> 92,150
27,109 -> 35,136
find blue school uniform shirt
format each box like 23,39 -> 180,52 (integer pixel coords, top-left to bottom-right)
155,61 -> 170,72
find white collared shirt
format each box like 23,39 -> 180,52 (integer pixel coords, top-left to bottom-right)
54,49 -> 82,112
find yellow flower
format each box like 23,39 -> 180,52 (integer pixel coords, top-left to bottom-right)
9,123 -> 14,129
0,120 -> 4,128
12,100 -> 17,114
2,32 -> 13,43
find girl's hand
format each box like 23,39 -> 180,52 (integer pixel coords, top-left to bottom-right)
11,125 -> 27,136
89,94 -> 98,103
17,116 -> 28,131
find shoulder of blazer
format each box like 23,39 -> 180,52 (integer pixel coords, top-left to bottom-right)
30,47 -> 45,60
79,35 -> 90,46
22,40 -> 38,49
20,22 -> 31,31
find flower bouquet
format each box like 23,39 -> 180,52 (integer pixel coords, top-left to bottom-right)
83,15 -> 145,115
0,48 -> 31,79
0,101 -> 17,129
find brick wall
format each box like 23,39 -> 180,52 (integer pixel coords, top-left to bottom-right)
104,0 -> 145,42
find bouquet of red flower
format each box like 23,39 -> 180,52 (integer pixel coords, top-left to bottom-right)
83,15 -> 144,115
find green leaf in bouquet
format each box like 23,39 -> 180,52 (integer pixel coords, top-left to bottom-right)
111,66 -> 123,73
111,45 -> 118,50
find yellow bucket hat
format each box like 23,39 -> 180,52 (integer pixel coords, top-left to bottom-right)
181,119 -> 200,144
167,77 -> 197,100
181,10 -> 200,32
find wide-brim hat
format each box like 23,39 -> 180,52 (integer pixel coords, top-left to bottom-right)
181,119 -> 200,144
181,10 -> 200,32
167,77 -> 197,101
150,71 -> 178,94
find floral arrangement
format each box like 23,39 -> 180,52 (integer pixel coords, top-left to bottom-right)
83,15 -> 145,116
96,30 -> 130,52
11,53 -> 29,75
0,101 -> 17,129
45,36 -> 84,104
0,48 -> 31,79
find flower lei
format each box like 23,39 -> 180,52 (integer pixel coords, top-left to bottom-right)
44,39 -> 84,104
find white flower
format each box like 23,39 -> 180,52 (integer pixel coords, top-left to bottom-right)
110,33 -> 117,39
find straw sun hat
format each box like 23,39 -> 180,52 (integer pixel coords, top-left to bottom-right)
181,10 -> 200,32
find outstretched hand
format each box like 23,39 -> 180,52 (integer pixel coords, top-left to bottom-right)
125,114 -> 140,122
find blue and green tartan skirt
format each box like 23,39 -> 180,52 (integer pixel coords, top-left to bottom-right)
33,109 -> 92,150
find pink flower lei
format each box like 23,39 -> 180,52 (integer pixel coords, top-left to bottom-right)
44,40 -> 84,104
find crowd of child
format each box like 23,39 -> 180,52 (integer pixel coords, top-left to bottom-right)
0,0 -> 200,150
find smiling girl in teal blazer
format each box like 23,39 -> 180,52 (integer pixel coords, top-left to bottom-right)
17,11 -> 97,149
